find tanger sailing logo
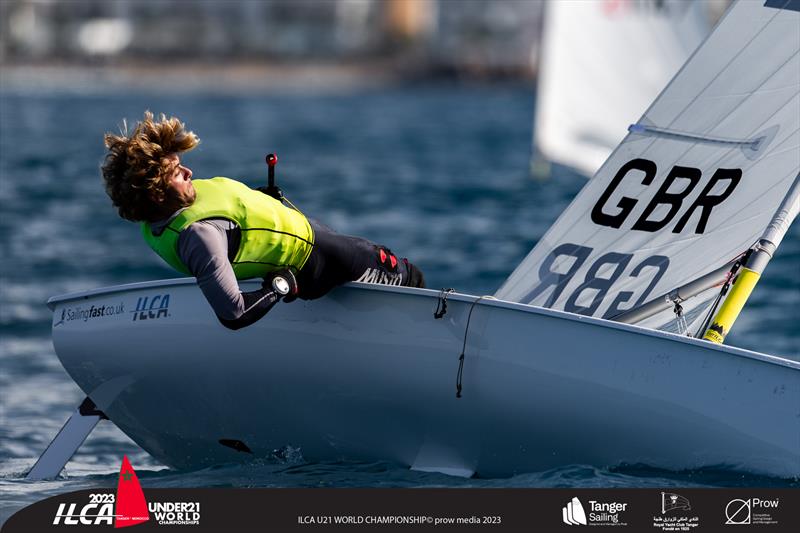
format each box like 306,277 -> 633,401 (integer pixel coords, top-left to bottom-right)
563,497 -> 587,526
52,455 -> 149,527
562,497 -> 629,526
132,293 -> 170,321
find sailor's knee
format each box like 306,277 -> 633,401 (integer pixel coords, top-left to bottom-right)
403,259 -> 426,288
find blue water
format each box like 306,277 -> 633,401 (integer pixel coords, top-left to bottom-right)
1,83 -> 798,524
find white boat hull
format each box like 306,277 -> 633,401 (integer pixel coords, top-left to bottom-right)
49,280 -> 800,478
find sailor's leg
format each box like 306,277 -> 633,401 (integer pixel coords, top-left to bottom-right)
298,221 -> 425,299
26,397 -> 107,481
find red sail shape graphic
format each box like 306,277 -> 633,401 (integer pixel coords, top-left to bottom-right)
115,455 -> 150,528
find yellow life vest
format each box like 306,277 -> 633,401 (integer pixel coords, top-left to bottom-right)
141,177 -> 314,279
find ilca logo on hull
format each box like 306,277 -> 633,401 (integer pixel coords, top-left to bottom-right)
132,293 -> 171,321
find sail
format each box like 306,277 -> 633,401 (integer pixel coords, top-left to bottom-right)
499,0 -> 800,331
533,0 -> 709,177
114,455 -> 150,528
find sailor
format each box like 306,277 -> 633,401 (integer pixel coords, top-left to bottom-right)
101,112 -> 425,330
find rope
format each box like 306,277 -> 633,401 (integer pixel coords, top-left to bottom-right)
673,301 -> 688,336
456,295 -> 491,398
694,252 -> 747,338
282,195 -> 303,214
434,288 -> 455,319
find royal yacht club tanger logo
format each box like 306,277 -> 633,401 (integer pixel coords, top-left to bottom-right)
653,492 -> 699,531
132,293 -> 170,321
661,492 -> 691,514
562,496 -> 629,526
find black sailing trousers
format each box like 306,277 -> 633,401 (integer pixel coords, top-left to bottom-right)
295,219 -> 425,300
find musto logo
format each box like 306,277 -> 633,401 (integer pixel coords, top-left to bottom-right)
132,293 -> 170,322
562,497 -> 628,527
52,455 -> 199,527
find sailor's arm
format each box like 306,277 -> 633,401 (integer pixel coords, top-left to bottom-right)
177,221 -> 282,330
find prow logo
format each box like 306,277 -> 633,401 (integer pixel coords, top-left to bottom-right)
563,497 -> 587,526
115,455 -> 149,528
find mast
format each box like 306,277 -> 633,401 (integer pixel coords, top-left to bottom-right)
610,258 -> 739,325
613,175 -> 800,339
702,175 -> 800,343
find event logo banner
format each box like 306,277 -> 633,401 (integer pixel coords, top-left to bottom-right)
3,488 -> 797,532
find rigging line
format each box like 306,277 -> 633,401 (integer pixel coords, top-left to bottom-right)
282,195 -> 304,217
456,295 -> 492,399
694,253 -> 746,337
672,301 -> 689,336
695,289 -> 725,338
434,288 -> 454,319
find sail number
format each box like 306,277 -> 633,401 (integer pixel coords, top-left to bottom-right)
526,243 -> 668,318
591,158 -> 741,234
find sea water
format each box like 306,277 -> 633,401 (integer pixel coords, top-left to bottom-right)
1,83 -> 798,524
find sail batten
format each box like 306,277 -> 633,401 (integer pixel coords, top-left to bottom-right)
629,124 -> 767,146
500,0 -> 800,333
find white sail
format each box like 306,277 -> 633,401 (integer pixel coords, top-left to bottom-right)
500,0 -> 800,332
533,0 -> 709,177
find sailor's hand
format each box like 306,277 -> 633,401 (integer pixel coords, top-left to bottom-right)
264,269 -> 299,302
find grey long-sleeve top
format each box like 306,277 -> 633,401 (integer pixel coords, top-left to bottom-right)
149,215 -> 279,328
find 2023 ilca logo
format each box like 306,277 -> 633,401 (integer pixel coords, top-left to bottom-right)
51,456 -> 199,527
52,455 -> 147,527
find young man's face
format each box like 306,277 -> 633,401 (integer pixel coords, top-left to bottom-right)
163,153 -> 196,208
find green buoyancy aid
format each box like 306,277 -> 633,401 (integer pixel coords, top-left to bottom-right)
141,177 -> 314,279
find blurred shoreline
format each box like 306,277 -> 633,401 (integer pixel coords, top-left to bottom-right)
0,59 -> 534,95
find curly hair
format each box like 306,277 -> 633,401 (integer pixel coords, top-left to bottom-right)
102,111 -> 199,221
